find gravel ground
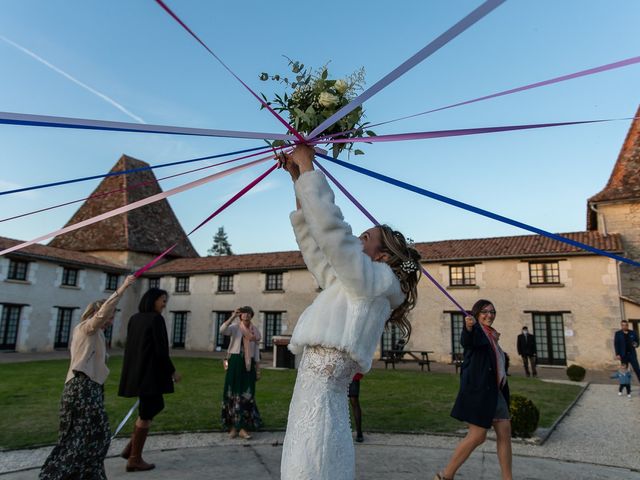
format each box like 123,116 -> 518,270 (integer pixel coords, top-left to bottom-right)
1,382 -> 636,475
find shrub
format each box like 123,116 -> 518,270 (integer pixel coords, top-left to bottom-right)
510,394 -> 540,438
566,364 -> 586,382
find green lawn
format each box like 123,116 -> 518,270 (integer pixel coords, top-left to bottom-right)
0,357 -> 581,449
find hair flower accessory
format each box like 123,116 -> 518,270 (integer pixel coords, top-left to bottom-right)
400,260 -> 418,273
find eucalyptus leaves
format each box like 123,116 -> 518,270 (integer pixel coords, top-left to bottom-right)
259,58 -> 375,157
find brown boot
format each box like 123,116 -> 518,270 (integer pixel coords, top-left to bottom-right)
126,426 -> 155,472
120,434 -> 132,459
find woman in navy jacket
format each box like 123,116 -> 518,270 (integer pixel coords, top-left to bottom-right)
435,299 -> 512,480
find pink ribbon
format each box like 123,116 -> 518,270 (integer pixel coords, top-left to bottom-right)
0,155 -> 274,257
155,0 -> 305,143
135,162 -> 278,276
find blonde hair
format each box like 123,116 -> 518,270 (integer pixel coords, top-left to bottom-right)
378,225 -> 421,341
81,299 -> 106,322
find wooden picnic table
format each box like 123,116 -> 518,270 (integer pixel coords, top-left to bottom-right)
381,349 -> 435,372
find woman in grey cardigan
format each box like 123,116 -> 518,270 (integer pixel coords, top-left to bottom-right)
39,274 -> 136,480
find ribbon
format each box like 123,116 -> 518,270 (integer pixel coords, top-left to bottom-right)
0,155 -> 273,257
0,146 -> 268,197
313,118 -> 628,145
370,55 -> 640,128
313,159 -> 468,316
1,145 -> 285,223
154,0 -> 305,143
0,111 -> 296,141
307,0 -> 506,139
111,400 -> 139,440
135,162 -> 278,276
316,152 -> 640,268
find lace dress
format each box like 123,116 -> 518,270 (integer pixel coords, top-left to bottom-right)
281,345 -> 359,480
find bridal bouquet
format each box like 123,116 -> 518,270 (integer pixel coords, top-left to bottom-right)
259,58 -> 375,157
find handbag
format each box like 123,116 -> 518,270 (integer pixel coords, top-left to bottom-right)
223,351 -> 230,370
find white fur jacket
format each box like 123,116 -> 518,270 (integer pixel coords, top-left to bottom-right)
288,170 -> 405,372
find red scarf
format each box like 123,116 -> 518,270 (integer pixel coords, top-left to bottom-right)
481,324 -> 506,388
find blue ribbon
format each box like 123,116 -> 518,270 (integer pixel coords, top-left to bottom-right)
0,146 -> 267,196
316,153 -> 640,268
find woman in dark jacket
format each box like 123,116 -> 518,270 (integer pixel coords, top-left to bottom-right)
118,288 -> 181,472
435,299 -> 512,480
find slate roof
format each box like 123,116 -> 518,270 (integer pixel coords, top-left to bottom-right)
588,106 -> 640,229
0,236 -> 127,271
48,155 -> 198,258
145,231 -> 622,275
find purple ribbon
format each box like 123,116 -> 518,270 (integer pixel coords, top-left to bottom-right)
307,0 -> 506,139
371,56 -> 640,128
313,118 -> 628,144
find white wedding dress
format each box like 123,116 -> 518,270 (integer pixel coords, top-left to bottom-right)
280,345 -> 359,480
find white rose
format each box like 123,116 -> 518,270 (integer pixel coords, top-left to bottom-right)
334,79 -> 348,94
318,92 -> 339,108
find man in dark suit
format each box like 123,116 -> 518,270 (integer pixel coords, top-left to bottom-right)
517,326 -> 537,377
614,320 -> 640,383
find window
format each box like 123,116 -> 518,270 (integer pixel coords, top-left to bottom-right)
449,264 -> 476,286
7,260 -> 28,281
263,312 -> 282,349
265,272 -> 283,291
55,308 -> 75,349
630,319 -> 640,335
450,312 -> 465,356
175,276 -> 190,293
172,312 -> 188,348
148,277 -> 160,289
218,274 -> 234,292
62,268 -> 79,287
0,305 -> 21,350
105,273 -> 119,291
529,261 -> 560,285
380,324 -> 402,356
532,313 -> 566,366
214,311 -> 232,350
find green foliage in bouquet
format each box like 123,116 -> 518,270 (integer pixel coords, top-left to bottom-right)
259,58 -> 376,158
509,393 -> 540,438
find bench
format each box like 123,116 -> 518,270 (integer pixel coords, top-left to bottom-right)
450,352 -> 463,374
381,350 -> 434,372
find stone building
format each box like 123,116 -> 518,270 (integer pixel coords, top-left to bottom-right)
1,111 -> 639,369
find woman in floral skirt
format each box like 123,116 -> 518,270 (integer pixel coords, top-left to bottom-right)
220,306 -> 262,439
39,275 -> 136,480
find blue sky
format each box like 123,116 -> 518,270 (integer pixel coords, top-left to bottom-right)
0,0 -> 639,256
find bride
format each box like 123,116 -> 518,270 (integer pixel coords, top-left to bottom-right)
279,145 -> 421,479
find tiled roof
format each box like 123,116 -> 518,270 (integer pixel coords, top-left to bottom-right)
48,155 -> 199,258
588,106 -> 640,228
144,231 -> 623,275
0,236 -> 127,271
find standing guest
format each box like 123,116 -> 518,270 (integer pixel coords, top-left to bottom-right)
118,288 -> 181,472
516,326 -> 537,377
614,320 -> 640,383
220,306 -> 262,439
435,299 -> 512,480
39,275 -> 136,480
279,145 -> 421,480
348,373 -> 364,443
611,362 -> 632,398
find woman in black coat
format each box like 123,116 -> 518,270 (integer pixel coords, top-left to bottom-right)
118,288 -> 181,472
435,299 -> 512,480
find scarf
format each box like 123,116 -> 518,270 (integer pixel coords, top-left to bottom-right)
481,324 -> 506,388
239,322 -> 260,372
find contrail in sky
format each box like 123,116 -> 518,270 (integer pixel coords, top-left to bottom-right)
1,35 -> 146,123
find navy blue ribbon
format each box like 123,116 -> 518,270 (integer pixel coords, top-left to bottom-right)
0,146 -> 267,196
316,153 -> 640,268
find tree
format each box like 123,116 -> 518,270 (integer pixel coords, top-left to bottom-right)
207,227 -> 233,256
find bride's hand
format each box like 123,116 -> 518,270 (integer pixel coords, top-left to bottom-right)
279,152 -> 301,181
